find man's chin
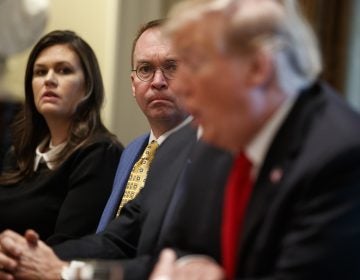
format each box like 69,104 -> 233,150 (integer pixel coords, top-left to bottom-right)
148,111 -> 183,123
200,130 -> 237,153
149,99 -> 174,108
200,129 -> 220,147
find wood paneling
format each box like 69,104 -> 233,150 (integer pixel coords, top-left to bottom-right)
299,0 -> 353,93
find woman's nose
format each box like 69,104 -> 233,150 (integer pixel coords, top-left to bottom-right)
44,70 -> 57,86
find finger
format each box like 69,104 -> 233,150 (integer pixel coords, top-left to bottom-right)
0,237 -> 21,258
0,252 -> 17,273
0,269 -> 15,280
150,249 -> 177,280
0,230 -> 26,251
0,231 -> 23,243
24,229 -> 39,247
174,257 -> 225,280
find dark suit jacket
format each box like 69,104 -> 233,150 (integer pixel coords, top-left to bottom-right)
161,82 -> 360,280
53,123 -> 234,279
122,139 -> 234,279
52,124 -> 199,270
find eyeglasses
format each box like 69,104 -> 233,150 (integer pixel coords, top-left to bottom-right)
132,61 -> 178,82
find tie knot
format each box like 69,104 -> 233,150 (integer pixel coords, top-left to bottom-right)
236,152 -> 252,174
142,140 -> 159,159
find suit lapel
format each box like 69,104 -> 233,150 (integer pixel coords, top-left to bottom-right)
96,134 -> 149,232
138,124 -> 198,253
238,83 -> 326,265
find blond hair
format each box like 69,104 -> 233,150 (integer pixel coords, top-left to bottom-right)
166,0 -> 322,94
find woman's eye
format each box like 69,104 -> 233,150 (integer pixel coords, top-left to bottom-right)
58,67 -> 73,74
33,69 -> 47,76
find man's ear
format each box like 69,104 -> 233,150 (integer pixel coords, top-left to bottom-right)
130,72 -> 136,97
248,48 -> 273,87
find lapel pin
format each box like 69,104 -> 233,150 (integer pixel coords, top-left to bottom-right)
269,167 -> 283,184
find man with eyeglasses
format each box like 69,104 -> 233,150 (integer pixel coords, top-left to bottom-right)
94,18 -> 192,232
0,19 -> 217,280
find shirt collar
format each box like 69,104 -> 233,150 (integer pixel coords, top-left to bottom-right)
246,93 -> 298,178
149,116 -> 193,145
34,138 -> 66,171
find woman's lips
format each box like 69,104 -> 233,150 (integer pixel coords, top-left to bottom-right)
41,91 -> 60,102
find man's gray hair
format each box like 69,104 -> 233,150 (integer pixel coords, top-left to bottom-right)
166,0 -> 322,94
270,0 -> 322,93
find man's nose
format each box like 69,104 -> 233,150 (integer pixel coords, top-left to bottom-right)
151,68 -> 167,89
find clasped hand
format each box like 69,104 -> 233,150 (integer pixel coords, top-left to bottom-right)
0,229 -> 66,280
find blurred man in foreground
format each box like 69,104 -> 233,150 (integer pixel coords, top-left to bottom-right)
150,0 -> 360,279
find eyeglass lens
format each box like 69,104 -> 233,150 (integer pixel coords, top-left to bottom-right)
135,61 -> 178,81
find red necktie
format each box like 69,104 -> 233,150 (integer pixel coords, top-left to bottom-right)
221,152 -> 253,279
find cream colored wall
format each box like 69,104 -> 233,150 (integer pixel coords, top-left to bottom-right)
1,0 -> 119,137
0,0 -> 181,145
110,0 -> 163,145
48,0 -> 120,128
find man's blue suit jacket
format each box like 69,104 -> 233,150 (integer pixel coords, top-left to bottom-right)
96,134 -> 149,232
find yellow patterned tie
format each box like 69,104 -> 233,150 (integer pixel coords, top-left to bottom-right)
116,140 -> 159,217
